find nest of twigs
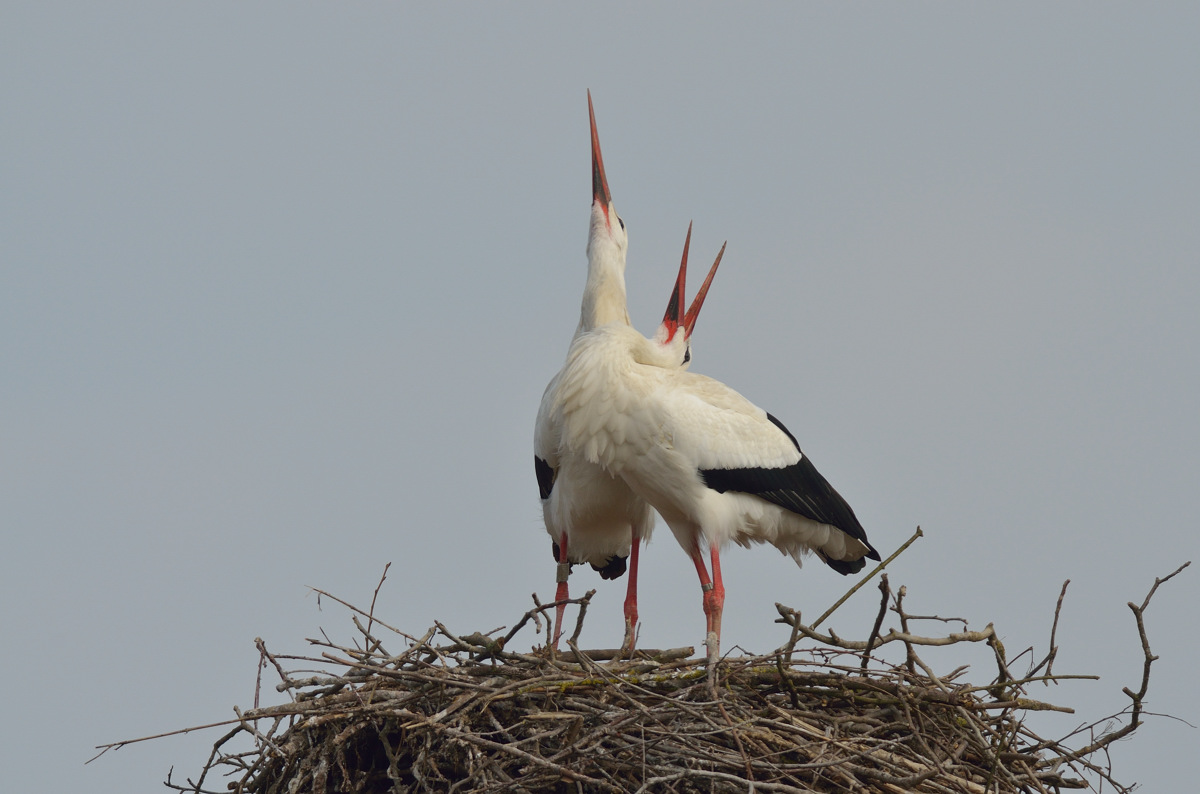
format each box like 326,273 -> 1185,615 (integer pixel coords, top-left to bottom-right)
104,542 -> 1187,794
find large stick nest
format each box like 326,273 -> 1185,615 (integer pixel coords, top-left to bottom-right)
112,555 -> 1187,794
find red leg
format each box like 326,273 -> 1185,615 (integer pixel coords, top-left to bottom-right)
689,543 -> 714,633
622,537 -> 641,649
553,532 -> 570,649
708,544 -> 725,653
689,541 -> 722,664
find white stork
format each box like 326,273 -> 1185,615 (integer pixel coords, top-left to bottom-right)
533,92 -> 651,650
534,93 -> 727,649
553,250 -> 880,665
538,217 -> 721,650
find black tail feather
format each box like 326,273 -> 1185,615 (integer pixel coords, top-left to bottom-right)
593,555 -> 627,580
552,541 -> 628,580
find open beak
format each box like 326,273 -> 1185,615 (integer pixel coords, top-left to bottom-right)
662,223 -> 692,342
684,241 -> 725,338
663,223 -> 724,342
588,90 -> 612,210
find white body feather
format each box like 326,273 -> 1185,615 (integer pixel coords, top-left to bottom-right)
536,369 -> 653,569
533,129 -> 655,573
551,323 -> 871,567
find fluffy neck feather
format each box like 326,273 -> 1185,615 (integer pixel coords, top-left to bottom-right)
578,265 -> 630,332
577,206 -> 630,333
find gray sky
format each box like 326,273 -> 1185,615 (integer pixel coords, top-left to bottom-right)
3,3 -> 1198,790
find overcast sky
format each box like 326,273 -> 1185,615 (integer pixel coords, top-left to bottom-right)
3,4 -> 1198,791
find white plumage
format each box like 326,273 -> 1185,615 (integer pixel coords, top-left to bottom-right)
550,268 -> 879,663
534,92 -> 652,649
536,94 -> 876,662
556,324 -> 873,561
533,98 -> 722,649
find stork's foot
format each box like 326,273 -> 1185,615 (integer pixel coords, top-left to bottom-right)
704,630 -> 720,666
621,618 -> 638,654
704,630 -> 721,697
701,589 -> 723,669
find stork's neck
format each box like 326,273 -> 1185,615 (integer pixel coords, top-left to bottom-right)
577,249 -> 630,333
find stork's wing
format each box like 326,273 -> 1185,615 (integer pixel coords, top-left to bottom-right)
534,373 -> 561,500
661,372 -> 877,556
658,372 -> 801,470
701,414 -> 874,552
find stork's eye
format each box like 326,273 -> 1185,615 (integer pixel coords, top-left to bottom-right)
683,345 -> 691,365
618,216 -> 625,230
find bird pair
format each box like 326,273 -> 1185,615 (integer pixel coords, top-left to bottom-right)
535,93 -> 879,665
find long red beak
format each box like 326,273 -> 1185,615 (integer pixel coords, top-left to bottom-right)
662,223 -> 692,342
588,90 -> 612,208
663,223 -> 724,341
685,241 -> 725,337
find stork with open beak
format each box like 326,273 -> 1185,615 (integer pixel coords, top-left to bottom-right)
539,213 -> 724,650
554,243 -> 879,666
533,92 -> 653,650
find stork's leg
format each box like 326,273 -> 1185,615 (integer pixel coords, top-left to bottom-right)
689,541 -> 724,666
553,532 -> 570,649
708,544 -> 725,655
622,537 -> 641,650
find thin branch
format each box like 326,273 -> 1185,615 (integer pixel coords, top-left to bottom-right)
810,525 -> 923,629
366,561 -> 391,639
103,561 -> 1188,794
1042,561 -> 1190,766
1027,579 -> 1070,683
860,574 -> 890,672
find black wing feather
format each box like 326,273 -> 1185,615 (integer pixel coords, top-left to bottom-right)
534,455 -> 554,500
700,413 -> 880,566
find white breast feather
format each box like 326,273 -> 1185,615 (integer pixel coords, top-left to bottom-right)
556,331 -> 656,469
538,348 -> 655,567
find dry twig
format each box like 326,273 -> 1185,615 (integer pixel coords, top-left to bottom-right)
97,557 -> 1189,794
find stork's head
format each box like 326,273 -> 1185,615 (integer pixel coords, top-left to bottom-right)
586,90 -> 628,267
655,222 -> 726,370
